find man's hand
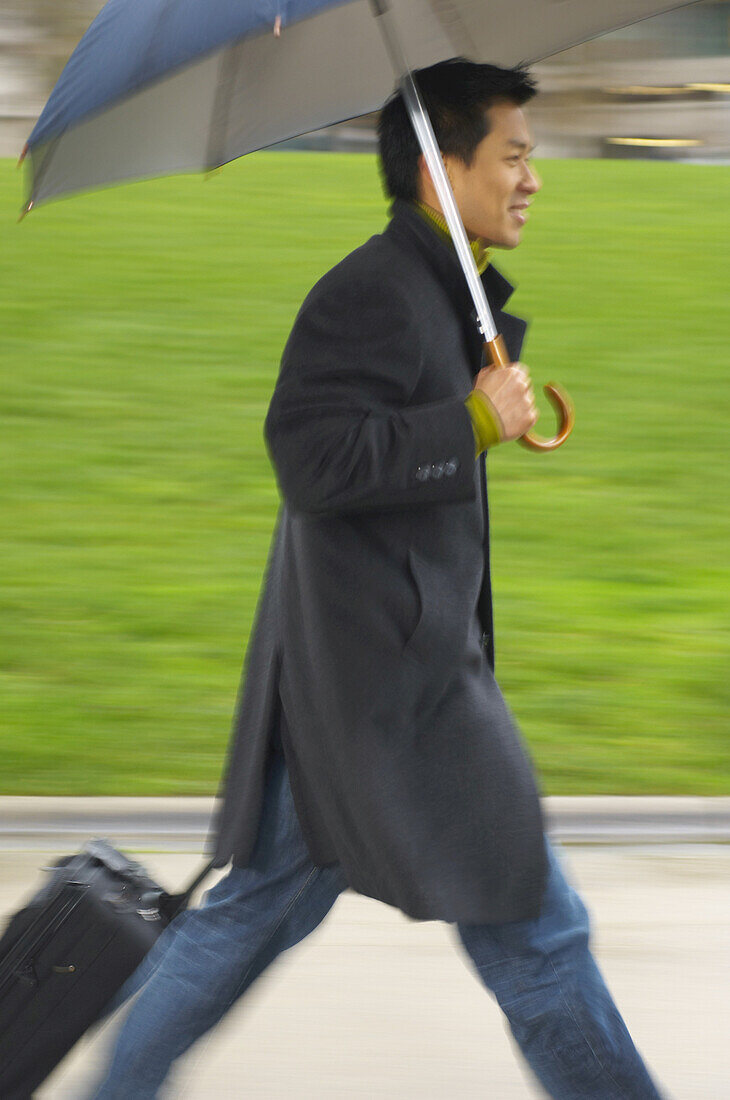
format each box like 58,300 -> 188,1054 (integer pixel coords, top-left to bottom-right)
472,362 -> 538,443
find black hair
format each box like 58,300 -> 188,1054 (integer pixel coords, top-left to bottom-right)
377,58 -> 537,202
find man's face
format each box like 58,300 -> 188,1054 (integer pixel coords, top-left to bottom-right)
440,99 -> 541,248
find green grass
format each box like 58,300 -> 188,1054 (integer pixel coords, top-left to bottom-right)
1,154 -> 728,795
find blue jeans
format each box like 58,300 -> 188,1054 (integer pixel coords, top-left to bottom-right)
91,749 -> 662,1099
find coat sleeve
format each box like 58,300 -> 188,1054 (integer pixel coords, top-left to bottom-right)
264,269 -> 477,517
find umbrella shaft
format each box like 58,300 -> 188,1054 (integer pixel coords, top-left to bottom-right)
370,0 -> 498,342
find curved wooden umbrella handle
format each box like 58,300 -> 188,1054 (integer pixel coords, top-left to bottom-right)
518,382 -> 575,452
484,336 -> 574,453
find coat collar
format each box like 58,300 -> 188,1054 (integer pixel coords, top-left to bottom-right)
384,199 -> 518,315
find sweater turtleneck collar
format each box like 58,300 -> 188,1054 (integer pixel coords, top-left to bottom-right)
414,201 -> 492,275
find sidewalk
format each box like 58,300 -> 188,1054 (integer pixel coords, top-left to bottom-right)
1,802 -> 728,1098
1,795 -> 728,849
0,844 -> 724,1099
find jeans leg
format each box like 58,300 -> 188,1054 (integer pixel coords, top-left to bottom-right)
90,751 -> 346,1099
457,842 -> 662,1100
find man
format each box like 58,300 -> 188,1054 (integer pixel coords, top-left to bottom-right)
92,60 -> 662,1098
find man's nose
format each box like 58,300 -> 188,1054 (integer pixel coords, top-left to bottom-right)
521,164 -> 541,194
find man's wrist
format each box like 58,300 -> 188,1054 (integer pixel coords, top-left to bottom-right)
465,390 -> 503,455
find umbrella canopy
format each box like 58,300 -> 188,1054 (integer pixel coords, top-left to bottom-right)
25,0 -> 701,210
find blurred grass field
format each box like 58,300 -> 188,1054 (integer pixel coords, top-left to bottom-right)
1,153 -> 728,795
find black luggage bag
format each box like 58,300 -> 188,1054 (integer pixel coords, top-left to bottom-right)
0,839 -> 211,1098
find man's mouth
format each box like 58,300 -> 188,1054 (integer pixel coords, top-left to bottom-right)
509,203 -> 529,226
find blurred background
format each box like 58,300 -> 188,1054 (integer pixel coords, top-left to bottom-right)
0,2 -> 728,798
2,0 -> 730,158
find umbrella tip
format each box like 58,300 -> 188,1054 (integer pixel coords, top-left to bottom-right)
18,199 -> 34,222
17,143 -> 28,168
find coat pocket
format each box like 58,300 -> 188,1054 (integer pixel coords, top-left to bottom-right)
403,548 -> 467,672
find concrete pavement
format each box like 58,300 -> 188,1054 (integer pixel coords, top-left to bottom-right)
2,795 -> 729,849
1,813 -> 728,1098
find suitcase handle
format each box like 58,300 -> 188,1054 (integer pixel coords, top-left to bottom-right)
158,859 -> 217,922
81,841 -> 214,923
83,839 -> 151,883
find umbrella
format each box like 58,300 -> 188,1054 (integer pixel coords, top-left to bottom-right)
20,0 -> 702,449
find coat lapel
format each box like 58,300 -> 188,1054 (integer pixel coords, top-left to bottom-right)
385,201 -> 527,369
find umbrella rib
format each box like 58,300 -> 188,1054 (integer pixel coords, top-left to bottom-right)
424,0 -> 477,58
206,42 -> 242,172
25,134 -> 62,211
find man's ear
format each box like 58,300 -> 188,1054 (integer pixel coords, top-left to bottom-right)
418,152 -> 453,206
441,153 -> 456,190
416,152 -> 429,201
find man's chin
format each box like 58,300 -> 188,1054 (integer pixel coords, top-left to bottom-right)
465,227 -> 521,250
490,235 -> 521,251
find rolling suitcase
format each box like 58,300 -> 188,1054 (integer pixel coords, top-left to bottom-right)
0,838 -> 212,1098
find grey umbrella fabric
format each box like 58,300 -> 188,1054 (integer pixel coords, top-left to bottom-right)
25,0 -> 700,210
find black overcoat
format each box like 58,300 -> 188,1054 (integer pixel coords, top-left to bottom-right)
211,200 -> 547,924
